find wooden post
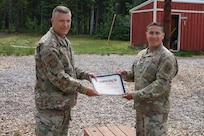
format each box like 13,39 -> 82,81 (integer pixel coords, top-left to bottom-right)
107,14 -> 117,44
163,0 -> 172,49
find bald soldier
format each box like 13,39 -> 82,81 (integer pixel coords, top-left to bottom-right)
34,6 -> 99,136
118,22 -> 178,136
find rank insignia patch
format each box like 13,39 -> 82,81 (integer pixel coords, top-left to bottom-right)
49,59 -> 57,68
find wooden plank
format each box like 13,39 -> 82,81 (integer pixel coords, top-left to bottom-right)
107,126 -> 126,136
84,125 -> 135,136
97,126 -> 115,136
118,125 -> 136,136
84,127 -> 103,136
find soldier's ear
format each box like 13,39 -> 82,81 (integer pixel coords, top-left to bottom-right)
51,18 -> 53,25
145,31 -> 148,37
162,32 -> 165,39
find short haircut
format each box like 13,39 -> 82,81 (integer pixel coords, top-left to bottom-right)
146,22 -> 164,32
52,6 -> 71,18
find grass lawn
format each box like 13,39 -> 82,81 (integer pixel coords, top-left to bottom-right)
0,33 -> 203,56
69,35 -> 139,55
0,33 -> 138,56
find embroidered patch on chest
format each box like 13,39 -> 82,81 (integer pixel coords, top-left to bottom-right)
49,59 -> 58,68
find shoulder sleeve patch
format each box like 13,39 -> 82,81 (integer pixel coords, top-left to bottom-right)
164,62 -> 173,74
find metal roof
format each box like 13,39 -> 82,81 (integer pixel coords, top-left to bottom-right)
130,0 -> 204,12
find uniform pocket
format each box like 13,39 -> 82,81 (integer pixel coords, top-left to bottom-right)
35,110 -> 64,130
143,63 -> 157,82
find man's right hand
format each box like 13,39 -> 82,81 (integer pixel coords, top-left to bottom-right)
86,88 -> 100,96
117,69 -> 125,75
122,93 -> 133,100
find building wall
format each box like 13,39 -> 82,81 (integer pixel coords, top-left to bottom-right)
131,1 -> 204,50
179,12 -> 204,50
131,12 -> 153,46
157,1 -> 204,50
157,1 -> 204,11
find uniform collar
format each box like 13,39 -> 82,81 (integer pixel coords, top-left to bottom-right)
146,44 -> 163,55
50,27 -> 69,47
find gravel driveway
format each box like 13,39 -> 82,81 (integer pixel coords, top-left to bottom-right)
0,55 -> 204,136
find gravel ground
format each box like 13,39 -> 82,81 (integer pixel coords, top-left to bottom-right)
0,54 -> 204,136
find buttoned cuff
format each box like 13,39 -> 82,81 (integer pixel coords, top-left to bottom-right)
132,92 -> 140,101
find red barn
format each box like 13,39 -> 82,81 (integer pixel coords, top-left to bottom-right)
129,0 -> 204,51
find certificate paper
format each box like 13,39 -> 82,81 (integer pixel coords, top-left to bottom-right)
90,74 -> 126,96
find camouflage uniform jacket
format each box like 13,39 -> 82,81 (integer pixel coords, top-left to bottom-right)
35,28 -> 88,111
121,45 -> 178,114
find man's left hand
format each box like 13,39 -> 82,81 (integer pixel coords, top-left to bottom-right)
122,93 -> 133,100
87,73 -> 97,82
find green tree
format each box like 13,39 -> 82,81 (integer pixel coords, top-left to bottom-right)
0,0 -> 28,32
0,0 -> 143,40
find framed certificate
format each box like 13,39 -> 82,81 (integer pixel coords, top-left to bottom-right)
90,74 -> 126,96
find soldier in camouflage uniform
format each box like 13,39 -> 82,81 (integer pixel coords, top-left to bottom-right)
34,6 -> 99,136
118,22 -> 178,136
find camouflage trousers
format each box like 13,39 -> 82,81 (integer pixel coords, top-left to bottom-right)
135,111 -> 168,136
35,109 -> 71,136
